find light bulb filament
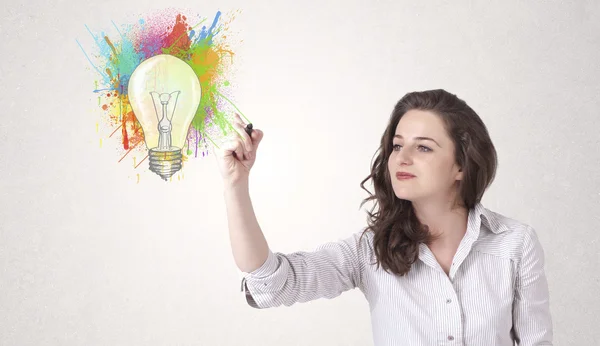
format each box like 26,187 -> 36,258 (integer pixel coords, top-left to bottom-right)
150,91 -> 181,151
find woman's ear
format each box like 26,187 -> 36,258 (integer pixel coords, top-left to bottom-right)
456,167 -> 464,180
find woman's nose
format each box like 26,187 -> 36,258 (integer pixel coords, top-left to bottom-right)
396,148 -> 412,165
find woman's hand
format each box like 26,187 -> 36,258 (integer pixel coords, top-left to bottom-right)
213,113 -> 264,185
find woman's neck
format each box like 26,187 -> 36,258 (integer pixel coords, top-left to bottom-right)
412,199 -> 469,246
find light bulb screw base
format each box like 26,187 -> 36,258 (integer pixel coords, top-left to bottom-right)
148,147 -> 183,181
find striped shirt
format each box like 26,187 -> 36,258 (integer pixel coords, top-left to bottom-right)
238,203 -> 553,345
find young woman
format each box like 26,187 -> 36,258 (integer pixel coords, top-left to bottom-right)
215,89 -> 553,346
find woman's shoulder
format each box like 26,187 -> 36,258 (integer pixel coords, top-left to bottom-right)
476,203 -> 535,233
476,203 -> 542,257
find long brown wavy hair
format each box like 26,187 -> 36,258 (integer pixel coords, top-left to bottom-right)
358,89 -> 498,276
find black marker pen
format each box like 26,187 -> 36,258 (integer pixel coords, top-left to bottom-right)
244,123 -> 253,136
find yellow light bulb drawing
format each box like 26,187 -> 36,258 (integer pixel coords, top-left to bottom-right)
128,54 -> 201,181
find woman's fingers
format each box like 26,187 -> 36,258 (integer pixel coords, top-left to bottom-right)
232,113 -> 254,153
251,128 -> 263,148
227,137 -> 246,161
221,113 -> 262,162
233,122 -> 252,156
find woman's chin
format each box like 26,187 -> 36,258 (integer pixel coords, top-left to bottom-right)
393,192 -> 415,201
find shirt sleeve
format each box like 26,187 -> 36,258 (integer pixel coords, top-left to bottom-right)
238,231 -> 368,309
512,225 -> 553,345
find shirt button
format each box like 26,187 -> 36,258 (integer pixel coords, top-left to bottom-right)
446,298 -> 452,304
447,335 -> 454,341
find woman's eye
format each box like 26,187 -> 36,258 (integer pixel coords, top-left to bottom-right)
392,144 -> 431,152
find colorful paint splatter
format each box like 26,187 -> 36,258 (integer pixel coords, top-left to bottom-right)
77,9 -> 247,181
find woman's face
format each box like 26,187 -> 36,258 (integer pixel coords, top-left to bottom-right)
387,109 -> 463,203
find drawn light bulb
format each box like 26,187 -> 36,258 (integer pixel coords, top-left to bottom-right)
128,54 -> 201,181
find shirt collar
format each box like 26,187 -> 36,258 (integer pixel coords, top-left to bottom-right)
474,202 -> 509,235
417,202 -> 509,268
462,202 -> 509,244
417,202 -> 509,252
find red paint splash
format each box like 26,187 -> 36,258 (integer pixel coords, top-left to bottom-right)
163,14 -> 192,56
121,110 -> 144,150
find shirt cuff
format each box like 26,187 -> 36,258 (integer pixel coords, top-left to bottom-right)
237,248 -> 279,281
238,248 -> 288,295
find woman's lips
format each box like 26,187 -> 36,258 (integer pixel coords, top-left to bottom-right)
396,172 -> 415,180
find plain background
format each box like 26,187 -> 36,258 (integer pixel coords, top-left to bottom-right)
1,0 -> 599,345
